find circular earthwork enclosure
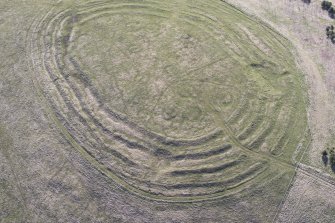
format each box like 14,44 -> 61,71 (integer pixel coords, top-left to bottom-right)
28,0 -> 309,201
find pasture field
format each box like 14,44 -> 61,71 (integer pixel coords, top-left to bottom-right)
0,0 -> 322,222
28,0 -> 309,201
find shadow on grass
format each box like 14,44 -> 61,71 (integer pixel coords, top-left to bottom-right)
322,154 -> 328,166
331,163 -> 335,173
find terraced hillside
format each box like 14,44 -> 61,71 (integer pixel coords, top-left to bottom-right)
27,0 -> 309,202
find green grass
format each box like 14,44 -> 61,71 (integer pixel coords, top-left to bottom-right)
28,0 -> 309,203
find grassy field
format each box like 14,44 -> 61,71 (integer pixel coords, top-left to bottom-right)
1,0 -> 313,222
28,0 -> 309,201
